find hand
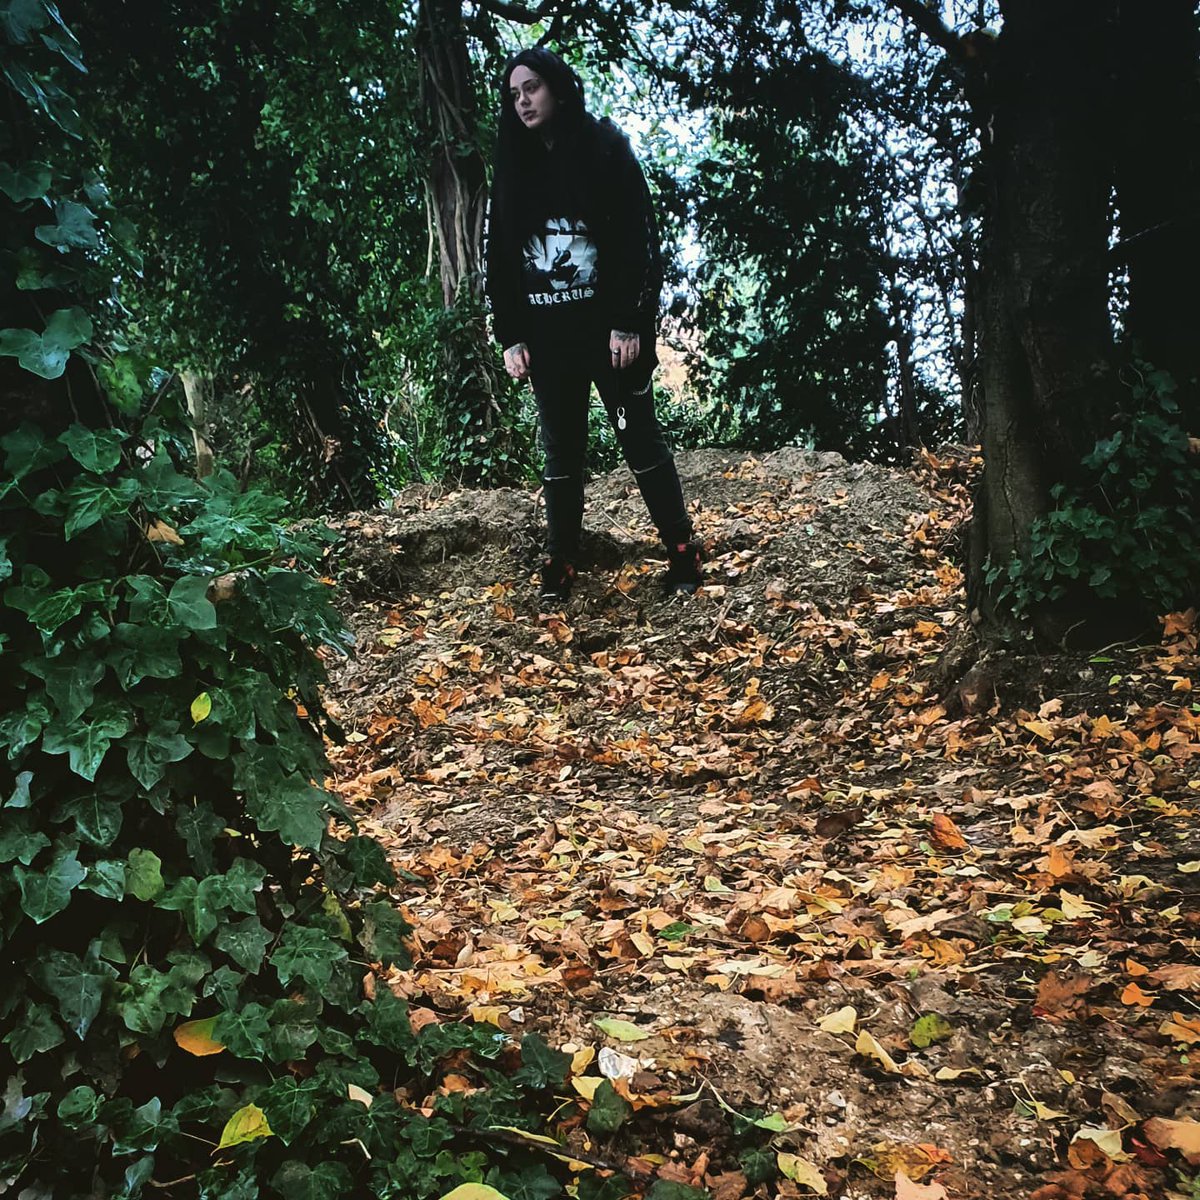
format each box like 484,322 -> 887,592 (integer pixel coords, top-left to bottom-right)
609,330 -> 640,371
504,342 -> 531,381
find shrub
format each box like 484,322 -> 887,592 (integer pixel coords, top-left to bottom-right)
989,365 -> 1199,623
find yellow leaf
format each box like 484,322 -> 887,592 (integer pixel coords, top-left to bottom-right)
1031,1100 -> 1068,1121
571,1076 -> 604,1101
855,1030 -> 901,1074
777,1152 -> 828,1194
702,875 -> 734,894
347,1084 -> 374,1108
468,1005 -> 506,1027
570,1046 -> 595,1075
1059,890 -> 1096,921
190,692 -> 212,724
173,1017 -> 224,1057
818,1006 -> 857,1034
216,1104 -> 272,1151
438,1187 -> 512,1200
593,1017 -> 650,1042
146,519 -> 184,546
629,931 -> 655,957
1022,719 -> 1055,742
1070,1126 -> 1129,1161
1178,860 -> 1200,874
934,1067 -> 982,1081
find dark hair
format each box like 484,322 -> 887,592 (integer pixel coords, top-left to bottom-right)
491,48 -> 601,243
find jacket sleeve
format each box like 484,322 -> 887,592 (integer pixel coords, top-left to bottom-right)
604,134 -> 664,335
484,193 -> 525,350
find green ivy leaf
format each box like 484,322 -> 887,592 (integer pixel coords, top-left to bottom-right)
259,1078 -> 319,1145
586,1080 -> 632,1135
62,424 -> 124,473
269,1161 -> 352,1200
359,899 -> 410,967
167,576 -> 217,630
340,835 -> 395,888
81,859 -> 125,900
60,474 -> 138,538
0,160 -> 52,201
35,198 -> 100,251
33,943 -> 116,1038
215,916 -> 272,973
271,924 -> 348,989
0,308 -> 92,379
126,848 -> 165,901
0,812 -> 51,864
157,877 -> 218,942
214,1003 -> 271,1059
41,703 -> 131,780
15,846 -> 87,922
126,725 -> 193,790
4,1003 -> 65,1063
24,581 -> 107,633
514,1033 -> 570,1089
60,793 -> 124,845
57,1085 -> 100,1129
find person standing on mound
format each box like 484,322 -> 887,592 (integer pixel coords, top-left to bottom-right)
485,47 -> 702,605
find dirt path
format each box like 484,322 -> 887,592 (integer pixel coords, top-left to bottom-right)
323,448 -> 1200,1200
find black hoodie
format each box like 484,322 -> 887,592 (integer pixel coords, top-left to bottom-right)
485,50 -> 663,356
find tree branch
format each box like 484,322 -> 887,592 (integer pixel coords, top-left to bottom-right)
475,0 -> 557,24
886,0 -> 968,66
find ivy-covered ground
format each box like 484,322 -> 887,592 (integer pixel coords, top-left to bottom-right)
324,448 -> 1200,1200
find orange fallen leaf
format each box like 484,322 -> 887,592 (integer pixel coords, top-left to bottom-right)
1120,982 -> 1156,1008
929,813 -> 967,851
1143,1116 -> 1200,1164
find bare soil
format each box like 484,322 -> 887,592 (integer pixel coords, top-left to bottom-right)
322,448 -> 1200,1200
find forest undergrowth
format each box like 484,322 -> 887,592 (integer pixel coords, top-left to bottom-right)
323,447 -> 1200,1200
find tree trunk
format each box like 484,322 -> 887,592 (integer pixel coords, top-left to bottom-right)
888,287 -> 923,453
416,0 -> 513,484
966,0 -> 1118,623
1115,0 -> 1200,430
180,370 -> 215,479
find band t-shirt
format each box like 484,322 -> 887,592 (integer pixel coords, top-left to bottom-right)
521,217 -> 599,316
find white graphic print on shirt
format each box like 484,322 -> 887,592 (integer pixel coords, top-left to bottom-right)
522,217 -> 598,308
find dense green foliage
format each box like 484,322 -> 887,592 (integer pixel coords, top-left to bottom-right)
989,367 -> 1199,624
0,8 -> 601,1198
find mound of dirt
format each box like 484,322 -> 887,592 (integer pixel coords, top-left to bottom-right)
321,448 -> 1200,1200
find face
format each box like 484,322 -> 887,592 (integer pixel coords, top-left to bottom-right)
509,64 -> 557,131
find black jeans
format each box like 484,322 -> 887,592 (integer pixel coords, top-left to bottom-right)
528,328 -> 692,562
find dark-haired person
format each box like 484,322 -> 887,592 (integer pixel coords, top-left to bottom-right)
485,47 -> 702,605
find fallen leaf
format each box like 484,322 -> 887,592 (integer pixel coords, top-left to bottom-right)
438,1187 -> 512,1200
855,1029 -> 901,1074
894,1173 -> 948,1200
1159,1015 -> 1200,1044
929,813 -> 967,851
1120,981 -> 1157,1008
146,519 -> 184,545
593,1017 -> 651,1042
909,1014 -> 953,1048
1143,1116 -> 1200,1164
777,1152 -> 828,1195
818,1006 -> 857,1034
1070,1126 -> 1129,1162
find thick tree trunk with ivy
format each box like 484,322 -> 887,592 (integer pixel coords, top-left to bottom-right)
964,1 -> 1118,626
417,0 -> 514,484
1115,0 -> 1200,431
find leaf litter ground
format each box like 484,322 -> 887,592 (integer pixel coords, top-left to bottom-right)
322,448 -> 1200,1200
